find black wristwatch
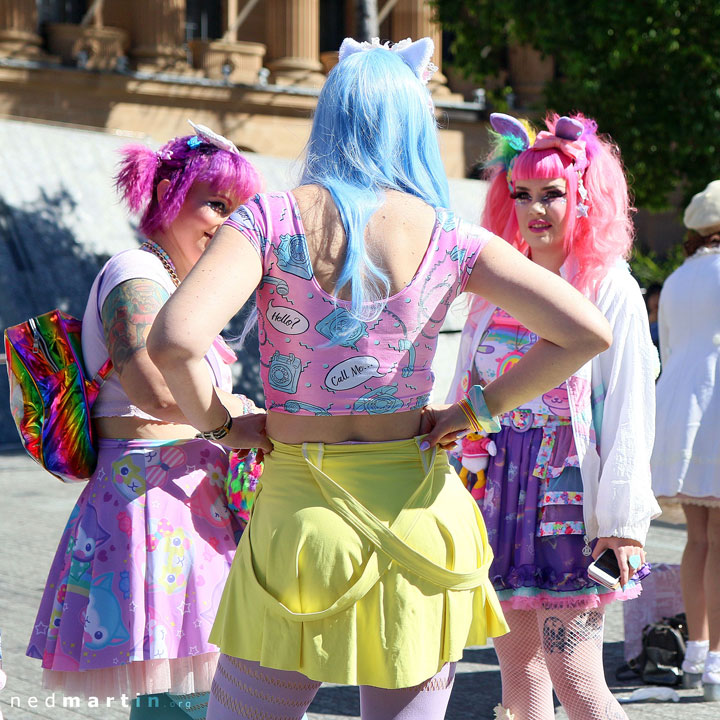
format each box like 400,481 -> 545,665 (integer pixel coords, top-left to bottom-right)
195,406 -> 233,441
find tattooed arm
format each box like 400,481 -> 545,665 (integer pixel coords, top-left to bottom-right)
101,279 -> 250,423
101,278 -> 190,423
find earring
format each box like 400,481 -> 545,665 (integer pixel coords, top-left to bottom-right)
576,173 -> 590,217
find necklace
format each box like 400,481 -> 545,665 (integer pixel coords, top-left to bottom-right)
140,240 -> 180,287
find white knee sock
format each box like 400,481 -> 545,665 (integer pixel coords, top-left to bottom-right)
702,650 -> 720,683
684,640 -> 709,673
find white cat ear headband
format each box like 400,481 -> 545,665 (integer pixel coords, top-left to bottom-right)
338,36 -> 437,85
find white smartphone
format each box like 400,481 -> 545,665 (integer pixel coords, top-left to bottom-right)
587,549 -> 621,589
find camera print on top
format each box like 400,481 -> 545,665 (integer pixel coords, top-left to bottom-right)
225,192 -> 491,416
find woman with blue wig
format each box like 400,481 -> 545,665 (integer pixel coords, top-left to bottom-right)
147,37 -> 612,719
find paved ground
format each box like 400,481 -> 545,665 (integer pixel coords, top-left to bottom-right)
0,453 -> 707,719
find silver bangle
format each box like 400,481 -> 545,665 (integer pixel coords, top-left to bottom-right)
195,406 -> 233,441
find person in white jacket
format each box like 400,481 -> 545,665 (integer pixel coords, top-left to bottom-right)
651,180 -> 720,700
440,113 -> 660,720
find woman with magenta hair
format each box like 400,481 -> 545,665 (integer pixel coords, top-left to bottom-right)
147,37 -> 611,720
446,113 -> 661,719
26,123 -> 263,718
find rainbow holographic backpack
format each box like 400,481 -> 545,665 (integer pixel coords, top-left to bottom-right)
4,310 -> 113,482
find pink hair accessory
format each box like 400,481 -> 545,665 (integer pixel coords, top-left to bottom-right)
338,36 -> 437,85
532,116 -> 590,217
532,132 -> 588,172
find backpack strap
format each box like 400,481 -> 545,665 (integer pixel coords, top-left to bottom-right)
91,264 -> 115,387
92,357 -> 114,387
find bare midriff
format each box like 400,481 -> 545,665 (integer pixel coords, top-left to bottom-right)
265,408 -> 425,445
96,408 -> 426,444
95,416 -> 198,440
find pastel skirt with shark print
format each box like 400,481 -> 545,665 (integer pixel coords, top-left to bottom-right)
27,437 -> 240,699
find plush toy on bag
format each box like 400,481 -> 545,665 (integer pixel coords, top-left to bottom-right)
224,449 -> 263,535
456,433 -> 497,501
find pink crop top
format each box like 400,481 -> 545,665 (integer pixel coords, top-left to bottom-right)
225,192 -> 491,416
82,248 -> 234,420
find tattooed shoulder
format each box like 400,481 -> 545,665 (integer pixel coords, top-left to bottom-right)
101,278 -> 170,373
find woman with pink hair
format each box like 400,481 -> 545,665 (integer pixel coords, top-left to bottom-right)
26,123 -> 263,719
446,113 -> 661,719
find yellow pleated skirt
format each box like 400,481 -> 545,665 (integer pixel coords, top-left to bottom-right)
209,437 -> 508,689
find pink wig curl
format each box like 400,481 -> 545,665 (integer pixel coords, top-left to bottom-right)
115,135 -> 263,238
481,113 -> 634,296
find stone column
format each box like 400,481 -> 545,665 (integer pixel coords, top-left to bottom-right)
507,44 -> 554,109
129,0 -> 188,72
265,0 -> 324,87
223,0 -> 240,40
0,0 -> 42,58
390,0 -> 453,97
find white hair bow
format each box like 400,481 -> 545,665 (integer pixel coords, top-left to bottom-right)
187,120 -> 241,155
338,36 -> 437,85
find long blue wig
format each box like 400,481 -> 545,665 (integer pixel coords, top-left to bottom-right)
301,47 -> 450,321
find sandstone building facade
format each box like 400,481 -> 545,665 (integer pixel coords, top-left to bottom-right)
0,0 -> 498,176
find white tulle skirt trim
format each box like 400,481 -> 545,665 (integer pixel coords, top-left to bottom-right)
41,652 -> 219,700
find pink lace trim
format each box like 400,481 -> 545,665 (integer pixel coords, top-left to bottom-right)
499,583 -> 642,611
41,652 -> 219,700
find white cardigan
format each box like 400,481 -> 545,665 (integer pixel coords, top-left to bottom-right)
448,260 -> 661,544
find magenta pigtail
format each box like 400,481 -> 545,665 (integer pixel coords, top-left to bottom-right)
114,144 -> 160,215
114,132 -> 263,239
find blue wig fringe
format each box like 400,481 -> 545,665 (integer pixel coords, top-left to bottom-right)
301,48 -> 450,321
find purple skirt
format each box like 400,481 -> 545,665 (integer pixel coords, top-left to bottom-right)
27,437 -> 240,696
478,423 -> 640,609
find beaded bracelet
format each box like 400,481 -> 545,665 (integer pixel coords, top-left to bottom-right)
196,406 -> 233,441
466,384 -> 501,434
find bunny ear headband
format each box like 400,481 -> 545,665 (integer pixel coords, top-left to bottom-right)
489,113 -> 590,217
338,36 -> 438,85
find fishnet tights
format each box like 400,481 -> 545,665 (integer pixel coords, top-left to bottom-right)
493,607 -> 627,720
206,655 -> 456,720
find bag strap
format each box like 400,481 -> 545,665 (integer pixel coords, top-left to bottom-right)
92,265 -> 115,385
91,357 -> 114,386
